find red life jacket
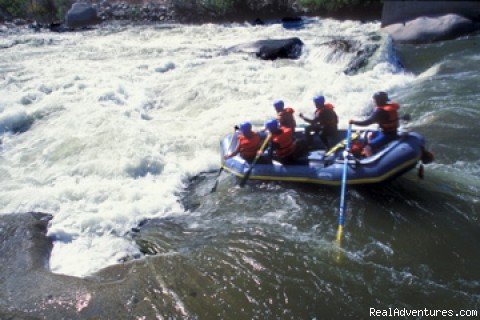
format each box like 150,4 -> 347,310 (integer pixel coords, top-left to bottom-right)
272,127 -> 296,158
314,103 -> 338,127
238,132 -> 261,158
277,107 -> 296,130
377,102 -> 400,132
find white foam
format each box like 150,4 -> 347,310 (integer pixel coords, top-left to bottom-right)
0,20 -> 416,276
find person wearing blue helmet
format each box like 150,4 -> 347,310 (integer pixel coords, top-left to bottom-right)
263,119 -> 306,164
299,95 -> 338,149
273,99 -> 296,130
224,122 -> 262,163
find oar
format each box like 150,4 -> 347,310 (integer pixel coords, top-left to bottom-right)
239,134 -> 271,188
336,124 -> 353,245
211,126 -> 238,193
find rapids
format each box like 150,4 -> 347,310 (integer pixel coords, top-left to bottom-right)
0,19 -> 478,318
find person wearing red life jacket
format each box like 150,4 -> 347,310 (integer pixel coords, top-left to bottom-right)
224,122 -> 261,163
273,100 -> 296,130
299,95 -> 338,149
263,119 -> 307,165
349,91 -> 400,157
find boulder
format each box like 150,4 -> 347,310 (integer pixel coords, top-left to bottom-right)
381,0 -> 480,27
65,1 -> 100,29
229,37 -> 304,60
383,14 -> 479,44
255,37 -> 304,60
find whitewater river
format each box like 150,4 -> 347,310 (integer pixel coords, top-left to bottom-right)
0,19 -> 479,319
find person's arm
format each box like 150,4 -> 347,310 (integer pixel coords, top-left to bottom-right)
350,109 -> 382,126
299,112 -> 316,124
224,141 -> 240,159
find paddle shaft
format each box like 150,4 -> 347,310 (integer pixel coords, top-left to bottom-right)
338,124 -> 353,228
239,134 -> 271,187
211,128 -> 237,192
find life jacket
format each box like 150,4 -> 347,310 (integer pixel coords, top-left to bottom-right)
376,103 -> 399,132
238,132 -> 261,159
314,103 -> 338,128
277,107 -> 296,130
272,127 -> 296,158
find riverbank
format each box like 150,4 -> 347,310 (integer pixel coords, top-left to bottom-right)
0,0 -> 382,28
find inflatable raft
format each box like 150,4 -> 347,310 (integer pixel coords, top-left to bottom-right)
220,129 -> 432,186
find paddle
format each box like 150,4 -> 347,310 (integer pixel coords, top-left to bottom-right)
336,124 -> 353,245
239,134 -> 271,188
211,126 -> 238,193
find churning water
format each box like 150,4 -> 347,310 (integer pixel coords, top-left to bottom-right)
0,19 -> 478,318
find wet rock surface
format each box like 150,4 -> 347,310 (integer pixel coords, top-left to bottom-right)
0,212 -> 219,319
383,14 -> 480,44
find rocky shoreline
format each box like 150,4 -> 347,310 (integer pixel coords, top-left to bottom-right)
1,1 -> 479,44
93,0 -> 175,23
0,0 -> 382,31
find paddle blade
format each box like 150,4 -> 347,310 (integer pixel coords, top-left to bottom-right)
335,225 -> 343,244
239,167 -> 254,188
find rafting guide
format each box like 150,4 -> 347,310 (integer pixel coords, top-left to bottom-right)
349,91 -> 400,157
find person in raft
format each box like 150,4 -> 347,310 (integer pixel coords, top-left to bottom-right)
224,122 -> 262,163
349,91 -> 400,157
299,95 -> 338,149
273,100 -> 296,130
263,119 -> 307,165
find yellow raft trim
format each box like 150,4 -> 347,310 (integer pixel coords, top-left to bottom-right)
222,157 -> 420,186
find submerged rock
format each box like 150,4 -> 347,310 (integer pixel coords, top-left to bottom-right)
322,39 -> 380,75
344,44 -> 380,75
383,14 -> 479,44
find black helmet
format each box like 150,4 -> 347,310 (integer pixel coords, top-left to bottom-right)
373,91 -> 389,105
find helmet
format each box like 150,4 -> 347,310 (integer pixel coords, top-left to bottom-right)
313,95 -> 325,106
373,91 -> 389,105
265,119 -> 279,132
239,121 -> 252,135
273,100 -> 284,111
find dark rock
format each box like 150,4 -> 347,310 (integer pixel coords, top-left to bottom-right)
344,44 -> 379,75
229,37 -> 304,60
0,212 -> 53,274
13,19 -> 27,26
255,37 -> 304,60
383,14 -> 479,44
49,21 -> 69,33
66,1 -> 101,29
325,39 -> 358,54
281,16 -> 304,29
252,18 -> 265,25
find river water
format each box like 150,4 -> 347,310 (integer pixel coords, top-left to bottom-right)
0,19 -> 479,318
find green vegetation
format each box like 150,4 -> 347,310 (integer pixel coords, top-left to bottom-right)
174,0 -> 382,21
0,0 -> 73,22
299,0 -> 381,11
